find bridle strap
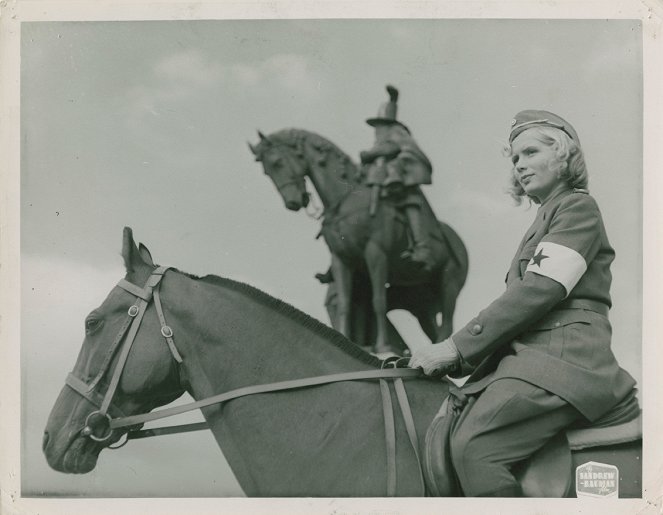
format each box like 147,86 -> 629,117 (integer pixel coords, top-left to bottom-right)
98,266 -> 170,416
116,279 -> 153,301
153,288 -> 182,363
65,373 -> 128,417
85,315 -> 135,392
110,368 -> 422,429
99,297 -> 149,415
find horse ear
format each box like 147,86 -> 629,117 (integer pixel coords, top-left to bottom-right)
122,227 -> 140,272
257,130 -> 271,146
138,243 -> 154,266
248,141 -> 261,161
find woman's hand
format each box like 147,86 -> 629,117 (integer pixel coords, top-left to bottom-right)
408,338 -> 460,376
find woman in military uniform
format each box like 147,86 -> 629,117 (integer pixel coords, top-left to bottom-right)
409,110 -> 638,496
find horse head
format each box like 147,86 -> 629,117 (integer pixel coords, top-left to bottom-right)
249,130 -> 310,211
42,227 -> 185,473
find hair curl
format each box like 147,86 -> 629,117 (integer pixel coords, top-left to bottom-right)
504,126 -> 588,204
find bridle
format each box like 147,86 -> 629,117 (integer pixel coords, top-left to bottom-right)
63,266 -> 427,495
65,266 -> 182,442
260,143 -> 318,212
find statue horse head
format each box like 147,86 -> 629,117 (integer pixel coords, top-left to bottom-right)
249,129 -> 360,213
249,130 -> 311,211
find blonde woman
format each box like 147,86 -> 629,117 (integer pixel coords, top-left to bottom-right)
409,110 -> 638,497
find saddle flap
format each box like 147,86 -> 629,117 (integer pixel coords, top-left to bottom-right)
567,413 -> 642,451
423,393 -> 475,497
423,403 -> 460,497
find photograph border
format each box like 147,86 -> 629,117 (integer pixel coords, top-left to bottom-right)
2,1 -> 662,514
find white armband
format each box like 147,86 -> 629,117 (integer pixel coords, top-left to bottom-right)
525,241 -> 587,296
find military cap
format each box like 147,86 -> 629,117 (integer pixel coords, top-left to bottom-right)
509,110 -> 580,144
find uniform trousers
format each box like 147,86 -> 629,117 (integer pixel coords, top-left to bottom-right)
449,378 -> 582,497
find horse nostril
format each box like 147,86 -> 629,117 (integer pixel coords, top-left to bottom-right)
42,432 -> 50,450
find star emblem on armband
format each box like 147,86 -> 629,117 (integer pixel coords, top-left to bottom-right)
530,248 -> 549,267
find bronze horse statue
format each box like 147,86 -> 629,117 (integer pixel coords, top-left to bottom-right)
43,229 -> 642,497
249,129 -> 469,354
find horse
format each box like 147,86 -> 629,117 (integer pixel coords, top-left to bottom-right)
43,228 -> 642,498
249,128 -> 469,355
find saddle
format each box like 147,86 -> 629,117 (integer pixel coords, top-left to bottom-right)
423,387 -> 642,497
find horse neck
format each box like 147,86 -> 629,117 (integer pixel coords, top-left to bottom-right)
163,271 -> 378,398
295,130 -> 359,210
161,272 -> 388,495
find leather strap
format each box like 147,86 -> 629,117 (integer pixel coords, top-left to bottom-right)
99,266 -> 170,416
117,279 -> 153,301
86,314 -> 134,392
127,421 -> 209,440
380,379 -> 397,496
394,378 -> 426,496
110,368 -> 422,429
65,373 -> 128,417
99,297 -> 149,415
153,288 -> 183,363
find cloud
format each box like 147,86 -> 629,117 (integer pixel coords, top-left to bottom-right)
125,50 -> 318,131
153,49 -> 223,88
133,50 -> 316,105
230,53 -> 317,94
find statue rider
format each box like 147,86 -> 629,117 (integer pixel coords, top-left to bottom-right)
315,84 -> 434,284
360,84 -> 434,269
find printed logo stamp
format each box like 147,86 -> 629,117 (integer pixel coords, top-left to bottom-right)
576,461 -> 619,498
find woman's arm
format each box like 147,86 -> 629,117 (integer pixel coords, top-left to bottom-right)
452,193 -> 603,366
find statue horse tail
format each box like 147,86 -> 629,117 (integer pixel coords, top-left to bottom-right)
431,220 -> 469,340
436,220 -> 469,290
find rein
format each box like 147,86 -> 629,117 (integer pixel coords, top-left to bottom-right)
65,267 -> 427,496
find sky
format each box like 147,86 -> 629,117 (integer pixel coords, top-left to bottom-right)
18,18 -> 643,498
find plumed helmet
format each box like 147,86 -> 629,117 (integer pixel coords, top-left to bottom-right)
366,85 -> 409,132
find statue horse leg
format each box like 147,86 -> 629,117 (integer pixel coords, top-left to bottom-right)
364,242 -> 391,354
330,254 -> 354,338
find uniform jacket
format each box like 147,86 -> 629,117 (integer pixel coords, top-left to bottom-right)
452,188 -> 636,421
362,124 -> 432,187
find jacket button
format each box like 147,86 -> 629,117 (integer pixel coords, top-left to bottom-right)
471,324 -> 483,335
554,322 -> 561,328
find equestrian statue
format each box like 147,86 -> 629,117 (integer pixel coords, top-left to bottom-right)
249,85 -> 469,355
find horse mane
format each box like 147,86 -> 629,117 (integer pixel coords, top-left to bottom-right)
266,128 -> 361,184
173,268 -> 382,368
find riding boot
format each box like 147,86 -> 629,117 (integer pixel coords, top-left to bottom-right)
400,205 -> 433,270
